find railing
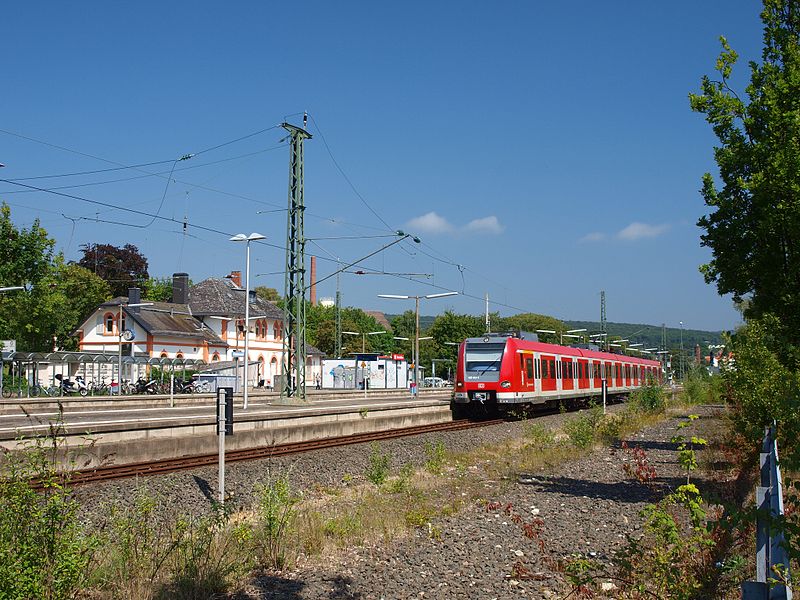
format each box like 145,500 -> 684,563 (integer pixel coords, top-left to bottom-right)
742,423 -> 792,600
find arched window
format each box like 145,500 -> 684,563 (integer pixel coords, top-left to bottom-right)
212,352 -> 221,362
274,321 -> 282,340
105,313 -> 115,334
160,351 -> 168,359
176,352 -> 184,360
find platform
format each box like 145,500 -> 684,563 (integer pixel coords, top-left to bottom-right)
0,389 -> 453,468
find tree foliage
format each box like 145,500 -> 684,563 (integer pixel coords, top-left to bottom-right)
254,286 -> 280,301
0,205 -> 111,351
690,0 -> 800,345
78,243 -> 149,297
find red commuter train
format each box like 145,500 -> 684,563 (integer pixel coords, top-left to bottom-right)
451,332 -> 662,417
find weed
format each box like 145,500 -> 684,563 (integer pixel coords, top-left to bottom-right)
0,437 -> 97,600
563,412 -> 595,449
620,441 -> 657,487
359,407 -> 369,418
423,440 -> 446,474
252,472 -> 299,570
595,412 -> 623,442
671,414 -> 707,484
629,379 -> 666,412
525,422 -> 555,449
365,442 -> 391,486
387,463 -> 415,494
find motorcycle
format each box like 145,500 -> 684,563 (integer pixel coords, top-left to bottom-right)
134,377 -> 159,395
55,374 -> 88,397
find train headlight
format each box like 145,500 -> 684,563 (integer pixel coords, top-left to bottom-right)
457,381 -> 463,387
500,380 -> 511,388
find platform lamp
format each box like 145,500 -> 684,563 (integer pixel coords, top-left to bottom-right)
117,302 -> 153,395
230,232 -> 266,410
377,291 -> 458,392
563,328 -> 587,344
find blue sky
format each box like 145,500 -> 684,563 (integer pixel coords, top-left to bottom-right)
1,2 -> 765,331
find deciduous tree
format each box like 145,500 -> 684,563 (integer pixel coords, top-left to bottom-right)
78,243 -> 149,297
690,0 -> 800,345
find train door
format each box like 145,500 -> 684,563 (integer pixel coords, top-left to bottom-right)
593,361 -> 602,388
577,359 -> 589,389
561,358 -> 574,391
519,352 -> 535,394
615,362 -> 622,388
540,354 -> 556,392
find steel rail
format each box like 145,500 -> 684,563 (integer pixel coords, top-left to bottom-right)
39,418 -> 506,488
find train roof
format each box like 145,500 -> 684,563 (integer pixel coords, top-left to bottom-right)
464,335 -> 659,366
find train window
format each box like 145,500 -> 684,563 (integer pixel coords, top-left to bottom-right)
526,358 -> 533,379
549,359 -> 556,379
535,358 -> 540,379
541,360 -> 548,379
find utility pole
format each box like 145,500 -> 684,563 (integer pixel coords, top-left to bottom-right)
281,119 -> 312,401
600,290 -> 607,351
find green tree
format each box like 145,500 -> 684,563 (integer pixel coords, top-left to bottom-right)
690,0 -> 800,347
255,286 -> 281,301
496,312 -> 565,344
78,243 -> 149,297
142,276 -> 176,302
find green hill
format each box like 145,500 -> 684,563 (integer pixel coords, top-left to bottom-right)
385,313 -> 723,351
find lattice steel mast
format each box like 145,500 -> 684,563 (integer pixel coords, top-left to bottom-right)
281,120 -> 312,401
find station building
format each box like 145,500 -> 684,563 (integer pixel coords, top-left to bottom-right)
76,272 -> 323,387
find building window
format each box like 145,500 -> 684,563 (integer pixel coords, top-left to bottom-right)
105,313 -> 115,334
212,352 -> 220,362
176,352 -> 184,360
274,321 -> 282,340
160,351 -> 168,359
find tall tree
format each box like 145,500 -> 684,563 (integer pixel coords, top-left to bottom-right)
78,243 -> 149,297
254,286 -> 281,301
0,205 -> 111,351
690,0 -> 800,345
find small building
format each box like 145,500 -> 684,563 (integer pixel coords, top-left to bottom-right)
322,353 -> 409,389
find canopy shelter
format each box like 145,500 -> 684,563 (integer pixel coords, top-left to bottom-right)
0,351 -> 205,397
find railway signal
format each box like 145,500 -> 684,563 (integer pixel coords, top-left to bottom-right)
217,387 -> 234,504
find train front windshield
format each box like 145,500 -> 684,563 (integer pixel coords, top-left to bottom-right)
464,342 -> 506,381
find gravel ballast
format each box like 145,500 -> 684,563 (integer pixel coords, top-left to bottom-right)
72,403 -> 722,599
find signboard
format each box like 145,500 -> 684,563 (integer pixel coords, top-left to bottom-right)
231,350 -> 245,359
1,340 -> 16,353
392,353 -> 405,361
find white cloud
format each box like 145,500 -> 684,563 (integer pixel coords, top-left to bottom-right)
580,231 -> 607,243
464,215 -> 504,235
406,211 -> 454,234
616,222 -> 670,241
406,212 -> 505,235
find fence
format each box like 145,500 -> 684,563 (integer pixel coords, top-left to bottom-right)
742,423 -> 793,600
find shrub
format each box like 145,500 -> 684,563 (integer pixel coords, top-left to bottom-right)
629,380 -> 666,413
365,443 -> 391,486
564,413 -> 595,449
0,442 -> 96,600
595,413 -> 623,443
525,423 -> 556,449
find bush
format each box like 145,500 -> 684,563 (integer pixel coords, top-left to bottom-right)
564,413 -> 596,449
0,438 -> 96,600
365,443 -> 391,486
595,413 -> 623,443
629,380 -> 666,413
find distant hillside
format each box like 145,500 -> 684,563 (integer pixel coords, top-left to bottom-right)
564,321 -> 724,350
384,314 -> 723,350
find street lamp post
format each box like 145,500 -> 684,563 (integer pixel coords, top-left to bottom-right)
230,232 -> 266,410
378,291 -> 457,393
117,302 -> 153,395
342,330 -> 385,353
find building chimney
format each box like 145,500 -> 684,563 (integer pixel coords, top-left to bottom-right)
128,287 -> 141,313
172,272 -> 189,305
228,270 -> 242,287
309,256 -> 317,306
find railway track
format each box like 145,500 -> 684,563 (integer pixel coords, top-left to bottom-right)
50,418 -> 506,488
